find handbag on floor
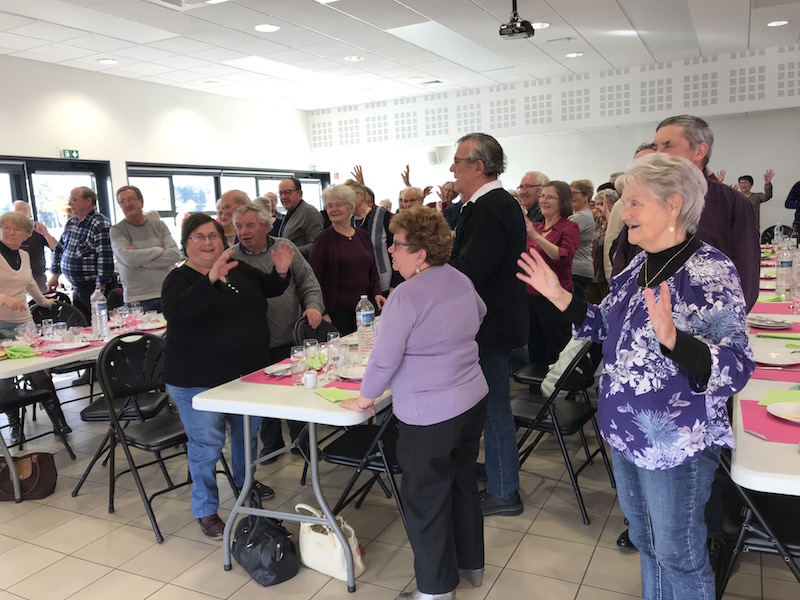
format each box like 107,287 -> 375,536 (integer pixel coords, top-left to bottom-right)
0,452 -> 57,501
231,514 -> 298,586
295,503 -> 365,581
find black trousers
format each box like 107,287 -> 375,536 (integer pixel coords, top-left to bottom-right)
527,294 -> 571,365
396,398 -> 488,594
71,281 -> 96,322
571,275 -> 590,303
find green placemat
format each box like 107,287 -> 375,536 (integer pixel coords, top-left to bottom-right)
756,332 -> 800,340
761,269 -> 777,277
758,390 -> 800,406
305,356 -> 323,370
314,388 -> 356,403
756,295 -> 784,302
6,345 -> 36,359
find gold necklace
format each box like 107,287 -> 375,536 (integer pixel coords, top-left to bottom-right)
644,235 -> 694,287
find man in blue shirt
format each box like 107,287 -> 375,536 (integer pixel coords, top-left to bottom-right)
48,187 -> 113,319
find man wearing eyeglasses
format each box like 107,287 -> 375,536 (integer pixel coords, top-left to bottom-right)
277,177 -> 324,259
517,172 -> 549,223
399,187 -> 425,211
449,132 -> 528,518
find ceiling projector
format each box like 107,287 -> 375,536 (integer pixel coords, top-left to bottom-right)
499,1 -> 534,40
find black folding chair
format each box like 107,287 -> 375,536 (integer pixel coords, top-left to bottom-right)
760,224 -> 794,244
511,341 -> 615,525
320,407 -> 406,528
87,333 -> 192,542
715,454 -> 800,598
0,387 -> 75,459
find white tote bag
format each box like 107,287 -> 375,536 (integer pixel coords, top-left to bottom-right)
295,503 -> 365,581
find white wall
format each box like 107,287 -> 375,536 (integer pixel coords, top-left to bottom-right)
311,109 -> 800,232
0,55 -> 311,222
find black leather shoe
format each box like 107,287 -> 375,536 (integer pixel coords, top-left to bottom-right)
9,424 -> 21,446
616,529 -> 638,552
480,490 -> 523,517
252,480 -> 275,501
475,462 -> 487,483
258,446 -> 281,465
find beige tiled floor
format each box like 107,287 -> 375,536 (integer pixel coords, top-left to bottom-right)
0,377 -> 797,600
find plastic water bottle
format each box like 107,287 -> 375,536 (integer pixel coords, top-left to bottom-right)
355,295 -> 375,365
776,246 -> 793,300
90,287 -> 109,341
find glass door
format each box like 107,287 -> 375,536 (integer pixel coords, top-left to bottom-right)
30,171 -> 96,243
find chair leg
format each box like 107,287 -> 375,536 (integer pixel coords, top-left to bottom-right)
715,515 -> 749,599
39,400 -> 75,459
553,425 -> 590,525
518,430 -> 546,467
300,461 -> 309,486
218,453 -> 237,497
578,428 -> 593,465
73,430 -> 114,497
116,433 -> 165,543
108,434 -> 116,513
590,417 -> 616,488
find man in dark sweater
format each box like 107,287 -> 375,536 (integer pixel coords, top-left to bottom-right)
450,132 -> 529,516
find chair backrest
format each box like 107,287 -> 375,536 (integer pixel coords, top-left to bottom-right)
532,341 -> 597,422
28,291 -> 71,309
96,333 -> 167,403
761,224 -> 794,244
30,302 -> 88,328
292,316 -> 340,345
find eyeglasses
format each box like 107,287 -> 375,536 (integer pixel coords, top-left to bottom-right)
326,202 -> 349,210
518,184 -> 542,191
452,156 -> 477,166
391,241 -> 417,250
1,225 -> 25,234
571,190 -> 585,197
278,189 -> 299,196
539,194 -> 559,201
188,232 -> 221,243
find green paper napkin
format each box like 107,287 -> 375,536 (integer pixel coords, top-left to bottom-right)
305,356 -> 323,370
6,345 -> 36,359
787,342 -> 800,349
761,269 -> 777,277
757,295 -> 784,302
756,332 -> 800,340
314,388 -> 357,404
758,390 -> 800,407
761,250 -> 773,258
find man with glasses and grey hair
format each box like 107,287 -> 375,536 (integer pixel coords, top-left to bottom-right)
612,114 -> 759,312
517,171 -> 549,223
449,132 -> 528,517
233,200 -> 324,460
277,177 -> 324,259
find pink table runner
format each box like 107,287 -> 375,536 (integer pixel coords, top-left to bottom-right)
750,302 -> 791,315
740,399 -> 800,443
749,322 -> 800,335
38,340 -> 106,358
751,365 -> 800,383
240,359 -> 362,391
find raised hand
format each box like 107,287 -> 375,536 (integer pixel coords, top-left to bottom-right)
644,281 -> 677,350
715,169 -> 726,183
401,165 -> 411,187
516,249 -> 572,310
764,169 -> 775,183
270,241 -> 295,275
422,185 -> 433,198
351,165 -> 364,184
208,248 -> 238,284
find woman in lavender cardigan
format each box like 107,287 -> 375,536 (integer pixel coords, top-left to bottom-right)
517,153 -> 754,600
342,206 -> 488,600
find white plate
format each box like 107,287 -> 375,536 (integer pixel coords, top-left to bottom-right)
747,317 -> 792,330
760,281 -> 777,290
753,349 -> 800,366
338,365 -> 366,380
51,341 -> 90,351
766,402 -> 800,424
264,363 -> 291,377
139,321 -> 166,330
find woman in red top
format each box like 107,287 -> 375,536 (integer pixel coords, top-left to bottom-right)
525,181 -> 579,365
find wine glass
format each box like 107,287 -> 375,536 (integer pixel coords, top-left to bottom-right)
326,332 -> 341,379
318,342 -> 329,381
15,322 -> 40,347
290,345 -> 305,386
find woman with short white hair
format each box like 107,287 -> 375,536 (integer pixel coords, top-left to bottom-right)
309,185 -> 385,334
518,153 -> 753,600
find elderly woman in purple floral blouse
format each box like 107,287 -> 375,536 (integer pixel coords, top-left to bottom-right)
517,153 -> 754,600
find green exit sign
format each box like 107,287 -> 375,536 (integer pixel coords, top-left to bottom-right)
61,149 -> 79,159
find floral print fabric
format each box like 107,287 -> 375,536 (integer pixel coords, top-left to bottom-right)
576,242 -> 754,470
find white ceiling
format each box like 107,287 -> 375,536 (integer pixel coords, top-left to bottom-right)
1,0 -> 799,110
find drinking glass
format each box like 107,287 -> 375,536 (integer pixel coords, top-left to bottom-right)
303,338 -> 320,370
318,342 -> 329,380
144,310 -> 159,324
127,302 -> 144,327
41,318 -> 55,340
15,322 -> 40,347
52,322 -> 68,342
290,345 -> 305,386
326,332 -> 341,379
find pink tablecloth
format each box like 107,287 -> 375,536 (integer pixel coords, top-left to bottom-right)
241,369 -> 295,386
38,340 -> 106,358
751,366 -> 800,383
740,399 -> 800,444
750,302 -> 791,315
749,322 -> 800,335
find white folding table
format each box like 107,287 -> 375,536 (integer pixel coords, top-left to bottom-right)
193,376 -> 391,592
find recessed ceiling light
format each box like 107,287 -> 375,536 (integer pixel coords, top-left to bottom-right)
565,52 -> 584,58
767,20 -> 789,27
314,0 -> 340,4
343,55 -> 364,62
203,79 -> 221,85
97,58 -> 118,65
254,24 -> 280,33
531,22 -> 550,30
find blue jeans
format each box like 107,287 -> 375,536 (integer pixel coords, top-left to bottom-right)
166,384 -> 260,518
613,446 -> 720,600
478,345 -> 519,498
